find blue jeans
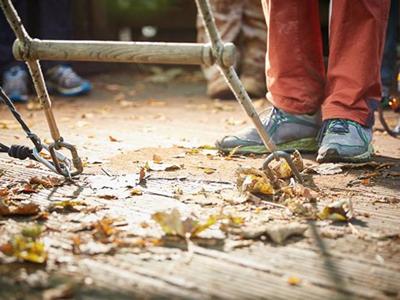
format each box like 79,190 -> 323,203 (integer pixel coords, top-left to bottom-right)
0,0 -> 72,74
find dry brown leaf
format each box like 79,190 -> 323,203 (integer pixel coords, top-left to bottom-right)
0,200 -> 40,216
30,176 -> 63,188
236,168 -> 274,196
152,208 -> 217,238
273,150 -> 304,179
93,217 -> 117,243
109,136 -> 119,142
145,161 -> 181,172
139,167 -> 147,183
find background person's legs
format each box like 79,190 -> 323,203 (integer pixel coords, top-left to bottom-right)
262,0 -> 325,115
38,0 -> 72,71
240,0 -> 267,98
37,0 -> 91,97
381,0 -> 399,97
0,0 -> 27,74
197,0 -> 243,99
323,0 -> 390,127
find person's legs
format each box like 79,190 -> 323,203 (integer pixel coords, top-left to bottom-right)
0,0 -> 29,102
197,0 -> 243,99
263,0 -> 325,115
323,0 -> 390,126
38,0 -> 91,96
240,0 -> 267,98
216,0 -> 323,154
0,0 -> 27,73
318,0 -> 390,162
381,0 -> 398,97
38,0 -> 72,71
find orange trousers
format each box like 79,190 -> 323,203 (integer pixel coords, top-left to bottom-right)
261,0 -> 390,126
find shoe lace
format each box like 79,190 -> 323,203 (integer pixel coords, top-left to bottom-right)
52,66 -> 81,86
317,119 -> 349,145
260,107 -> 285,125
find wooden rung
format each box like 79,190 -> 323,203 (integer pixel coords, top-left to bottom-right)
13,39 -> 236,67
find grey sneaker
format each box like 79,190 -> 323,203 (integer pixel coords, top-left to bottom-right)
216,107 -> 321,154
317,119 -> 373,163
2,66 -> 29,102
46,65 -> 91,97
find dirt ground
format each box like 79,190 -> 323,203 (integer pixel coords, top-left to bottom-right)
0,67 -> 399,299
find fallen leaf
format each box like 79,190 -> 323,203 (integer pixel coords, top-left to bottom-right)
273,150 -> 304,179
0,227 -> 47,263
308,163 -> 343,175
30,176 -> 63,188
152,154 -> 163,164
287,276 -> 302,286
0,200 -> 40,216
139,167 -> 147,183
109,136 -> 119,142
318,199 -> 354,221
21,225 -> 43,239
237,168 -> 274,196
225,145 -> 241,160
152,208 -> 217,238
145,161 -> 181,172
130,188 -> 143,196
49,200 -> 87,212
93,217 -> 117,243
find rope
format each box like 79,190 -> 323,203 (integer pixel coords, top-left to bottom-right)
0,86 -> 42,152
0,143 -> 35,160
0,86 -> 42,161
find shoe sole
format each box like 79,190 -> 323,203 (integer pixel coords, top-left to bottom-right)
218,137 -> 318,154
47,81 -> 91,97
316,144 -> 374,163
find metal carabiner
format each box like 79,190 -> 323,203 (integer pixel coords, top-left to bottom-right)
48,141 -> 83,178
32,144 -> 70,175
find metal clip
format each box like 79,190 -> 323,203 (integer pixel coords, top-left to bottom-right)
48,141 -> 83,178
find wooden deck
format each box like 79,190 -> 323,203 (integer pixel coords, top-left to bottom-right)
1,155 -> 399,300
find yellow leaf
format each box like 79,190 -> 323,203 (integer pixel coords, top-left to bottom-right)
131,188 -> 143,196
317,199 -> 353,221
203,168 -> 216,175
152,154 -> 163,164
287,276 -> 301,286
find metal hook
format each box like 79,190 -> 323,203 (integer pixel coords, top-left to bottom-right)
48,141 -> 83,178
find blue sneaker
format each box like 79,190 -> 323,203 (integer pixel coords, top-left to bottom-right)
216,107 -> 321,154
317,119 -> 373,163
2,66 -> 29,103
46,65 -> 91,97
